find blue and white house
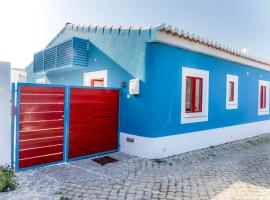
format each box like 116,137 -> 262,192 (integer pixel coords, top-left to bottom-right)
26,23 -> 270,158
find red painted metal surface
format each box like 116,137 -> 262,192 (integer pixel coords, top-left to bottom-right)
185,76 -> 203,113
229,81 -> 235,101
68,88 -> 119,159
260,85 -> 266,109
19,86 -> 65,169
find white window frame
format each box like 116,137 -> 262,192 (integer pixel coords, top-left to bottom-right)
226,74 -> 238,109
181,67 -> 209,124
258,80 -> 269,115
36,78 -> 46,84
84,70 -> 108,87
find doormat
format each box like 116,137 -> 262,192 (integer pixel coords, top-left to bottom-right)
92,156 -> 119,166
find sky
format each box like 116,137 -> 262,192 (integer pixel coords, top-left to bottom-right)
0,0 -> 270,68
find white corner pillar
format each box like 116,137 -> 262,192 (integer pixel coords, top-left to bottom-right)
0,62 -> 11,166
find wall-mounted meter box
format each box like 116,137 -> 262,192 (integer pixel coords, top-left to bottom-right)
129,79 -> 140,95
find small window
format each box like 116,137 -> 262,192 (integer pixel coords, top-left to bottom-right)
260,85 -> 266,109
84,70 -> 108,87
181,67 -> 209,124
185,76 -> 203,113
228,81 -> 234,101
258,80 -> 269,115
226,74 -> 238,109
91,78 -> 104,87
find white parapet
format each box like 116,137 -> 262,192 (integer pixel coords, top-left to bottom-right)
0,62 -> 11,166
120,120 -> 270,159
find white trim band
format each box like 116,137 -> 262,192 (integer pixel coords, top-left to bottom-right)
120,120 -> 270,159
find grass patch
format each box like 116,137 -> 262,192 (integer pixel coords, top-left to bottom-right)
152,158 -> 173,166
0,165 -> 17,192
60,196 -> 71,200
152,159 -> 167,164
246,136 -> 270,146
246,140 -> 259,146
57,192 -> 71,200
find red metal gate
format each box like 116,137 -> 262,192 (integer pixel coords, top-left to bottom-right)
68,87 -> 119,159
15,84 -> 120,170
17,85 -> 65,169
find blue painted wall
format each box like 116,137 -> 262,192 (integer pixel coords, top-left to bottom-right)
26,31 -> 270,139
143,42 -> 270,137
26,29 -> 155,137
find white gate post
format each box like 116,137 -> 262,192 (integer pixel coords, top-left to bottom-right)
0,62 -> 11,166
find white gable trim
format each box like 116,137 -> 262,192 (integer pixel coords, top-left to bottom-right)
155,31 -> 270,72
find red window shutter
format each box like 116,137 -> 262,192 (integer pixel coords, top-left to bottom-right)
260,86 -> 263,109
191,77 -> 196,112
260,85 -> 267,109
264,86 -> 266,108
185,76 -> 203,113
229,81 -> 234,101
195,78 -> 203,112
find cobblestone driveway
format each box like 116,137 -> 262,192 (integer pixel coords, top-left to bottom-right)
1,134 -> 270,200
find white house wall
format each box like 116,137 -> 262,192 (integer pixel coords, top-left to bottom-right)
0,62 -> 11,166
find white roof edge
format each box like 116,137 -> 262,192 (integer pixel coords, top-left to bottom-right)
155,31 -> 270,71
44,22 -> 270,70
155,24 -> 270,68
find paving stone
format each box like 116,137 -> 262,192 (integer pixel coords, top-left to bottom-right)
2,133 -> 270,199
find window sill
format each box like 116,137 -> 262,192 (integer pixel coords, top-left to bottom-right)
226,103 -> 238,110
181,114 -> 208,124
258,109 -> 269,116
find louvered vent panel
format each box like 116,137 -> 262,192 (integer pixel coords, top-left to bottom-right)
33,37 -> 89,73
33,52 -> 44,72
44,47 -> 56,70
73,38 -> 88,67
57,40 -> 73,67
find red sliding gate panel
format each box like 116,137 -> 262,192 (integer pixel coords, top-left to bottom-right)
18,86 -> 65,169
69,88 -> 119,159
